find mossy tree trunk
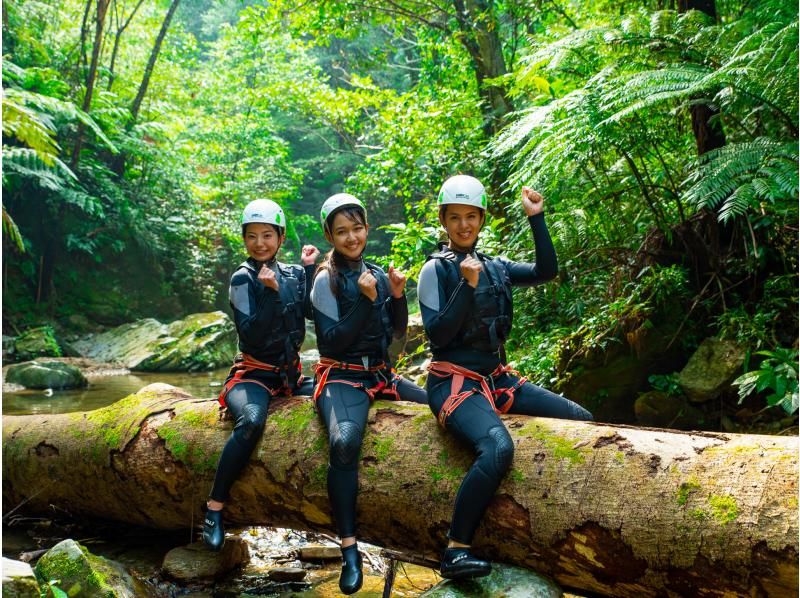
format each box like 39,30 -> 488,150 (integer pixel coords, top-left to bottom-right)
3,384 -> 797,597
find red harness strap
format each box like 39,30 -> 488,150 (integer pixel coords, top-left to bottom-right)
217,353 -> 299,407
427,361 -> 527,426
311,357 -> 398,403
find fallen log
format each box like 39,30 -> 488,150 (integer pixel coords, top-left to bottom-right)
3,384 -> 797,597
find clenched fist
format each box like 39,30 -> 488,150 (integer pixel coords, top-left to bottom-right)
460,255 -> 483,288
387,266 -> 406,298
301,244 -> 320,265
358,270 -> 378,302
258,264 -> 279,291
521,186 -> 544,217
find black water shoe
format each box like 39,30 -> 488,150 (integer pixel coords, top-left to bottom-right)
440,547 -> 491,579
339,543 -> 363,595
202,508 -> 225,552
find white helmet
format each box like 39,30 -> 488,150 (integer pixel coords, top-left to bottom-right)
320,193 -> 366,230
242,199 -> 285,229
437,175 -> 488,210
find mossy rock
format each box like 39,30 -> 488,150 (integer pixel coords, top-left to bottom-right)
420,563 -> 562,597
14,326 -> 61,362
72,312 -> 237,372
5,361 -> 88,390
2,557 -> 39,598
34,539 -> 138,598
677,338 -> 746,403
136,311 -> 237,372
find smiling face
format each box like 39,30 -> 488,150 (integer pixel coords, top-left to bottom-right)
440,203 -> 484,252
243,222 -> 283,262
325,209 -> 369,260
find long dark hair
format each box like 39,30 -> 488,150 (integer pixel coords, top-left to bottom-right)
318,206 -> 367,296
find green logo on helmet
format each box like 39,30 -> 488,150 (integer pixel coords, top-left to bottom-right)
275,213 -> 282,224
438,191 -> 444,204
481,193 -> 487,207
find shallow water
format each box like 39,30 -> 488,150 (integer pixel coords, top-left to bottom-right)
2,368 -> 231,415
2,349 -> 320,416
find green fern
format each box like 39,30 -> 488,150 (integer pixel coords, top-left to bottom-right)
684,139 -> 798,221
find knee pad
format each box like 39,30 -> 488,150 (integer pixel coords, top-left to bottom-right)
235,403 -> 268,443
330,420 -> 362,470
487,425 -> 515,475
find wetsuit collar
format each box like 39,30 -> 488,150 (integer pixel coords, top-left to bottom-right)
246,256 -> 278,271
333,251 -> 365,272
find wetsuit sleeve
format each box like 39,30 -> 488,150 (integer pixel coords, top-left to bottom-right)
417,259 -> 475,347
311,269 -> 373,348
228,269 -> 278,346
391,294 -> 408,339
303,264 -> 317,319
500,213 -> 558,286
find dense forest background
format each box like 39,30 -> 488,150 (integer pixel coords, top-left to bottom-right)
3,0 -> 797,420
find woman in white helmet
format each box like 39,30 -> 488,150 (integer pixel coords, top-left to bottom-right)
417,175 -> 593,579
310,193 -> 427,594
202,199 -> 320,552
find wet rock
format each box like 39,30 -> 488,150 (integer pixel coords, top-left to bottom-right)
421,563 -> 562,597
139,312 -> 237,372
2,557 -> 39,598
14,326 -> 61,362
5,361 -> 88,390
162,538 -> 249,581
634,391 -> 704,430
34,539 -> 138,598
73,312 -> 237,372
677,338 -> 746,403
298,545 -> 341,561
72,318 -> 167,367
267,567 -> 307,582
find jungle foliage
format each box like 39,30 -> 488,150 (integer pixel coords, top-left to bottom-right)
2,0 -> 797,420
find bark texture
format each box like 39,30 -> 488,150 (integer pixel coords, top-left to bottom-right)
3,384 -> 797,597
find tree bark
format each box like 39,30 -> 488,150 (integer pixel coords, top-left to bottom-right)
678,0 -> 726,157
71,0 -> 111,171
106,0 -> 147,92
3,384 -> 797,597
129,0 -> 181,123
110,0 -> 181,175
452,0 -> 513,137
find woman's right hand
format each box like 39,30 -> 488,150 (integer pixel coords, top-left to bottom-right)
358,270 -> 378,302
258,264 -> 279,291
460,256 -> 483,288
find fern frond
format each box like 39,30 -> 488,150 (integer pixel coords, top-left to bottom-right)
2,147 -> 75,190
2,206 -> 26,252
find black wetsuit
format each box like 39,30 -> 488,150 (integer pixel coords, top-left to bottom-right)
208,258 -> 316,503
418,213 -> 593,545
311,256 -> 427,538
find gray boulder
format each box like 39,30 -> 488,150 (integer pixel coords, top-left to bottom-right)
678,338 -> 746,403
162,538 -> 249,581
34,539 -> 139,598
2,558 -> 39,598
5,361 -> 88,390
421,563 -> 562,597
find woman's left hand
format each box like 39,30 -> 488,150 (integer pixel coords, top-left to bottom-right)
301,245 -> 320,265
521,186 -> 544,216
388,266 -> 407,298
